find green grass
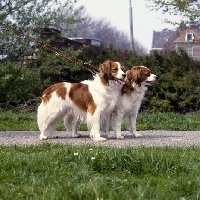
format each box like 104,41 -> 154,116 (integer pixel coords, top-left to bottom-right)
0,112 -> 200,199
0,144 -> 200,199
0,111 -> 199,131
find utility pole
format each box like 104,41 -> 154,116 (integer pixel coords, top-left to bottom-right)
129,0 -> 135,52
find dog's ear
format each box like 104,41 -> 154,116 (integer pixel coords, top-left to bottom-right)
120,62 -> 125,71
121,81 -> 134,96
131,67 -> 142,86
99,61 -> 111,86
126,70 -> 133,82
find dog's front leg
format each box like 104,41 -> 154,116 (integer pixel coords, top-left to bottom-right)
101,113 -> 111,136
87,113 -> 106,141
112,111 -> 124,139
129,113 -> 142,138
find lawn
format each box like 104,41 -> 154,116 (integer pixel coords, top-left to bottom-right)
0,112 -> 200,199
0,144 -> 200,199
0,111 -> 200,131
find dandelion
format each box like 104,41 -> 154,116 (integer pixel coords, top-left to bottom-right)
74,152 -> 78,156
91,157 -> 95,160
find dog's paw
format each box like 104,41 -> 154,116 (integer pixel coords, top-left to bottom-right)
40,135 -> 48,140
134,133 -> 142,138
117,135 -> 124,140
72,133 -> 81,138
106,134 -> 116,139
94,137 -> 107,142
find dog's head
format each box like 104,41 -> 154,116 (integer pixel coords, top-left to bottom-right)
99,60 -> 126,86
126,66 -> 157,87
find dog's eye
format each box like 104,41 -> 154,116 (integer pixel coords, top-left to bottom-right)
112,68 -> 118,72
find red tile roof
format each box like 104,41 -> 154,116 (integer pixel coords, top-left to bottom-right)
175,29 -> 200,42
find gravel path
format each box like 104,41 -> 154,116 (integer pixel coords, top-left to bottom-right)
0,130 -> 200,147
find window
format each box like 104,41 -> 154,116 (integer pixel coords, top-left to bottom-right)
91,40 -> 101,46
186,33 -> 193,41
185,46 -> 193,56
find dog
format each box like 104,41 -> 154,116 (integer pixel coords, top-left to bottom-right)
37,60 -> 126,141
110,66 -> 157,139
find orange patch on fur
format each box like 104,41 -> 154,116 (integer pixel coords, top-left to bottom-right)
69,83 -> 96,115
41,82 -> 66,104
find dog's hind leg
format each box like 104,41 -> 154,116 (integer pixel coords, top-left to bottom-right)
64,115 -> 73,131
64,115 -> 81,138
38,111 -> 63,140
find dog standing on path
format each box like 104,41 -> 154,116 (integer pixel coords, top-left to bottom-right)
37,60 -> 126,141
110,66 -> 157,139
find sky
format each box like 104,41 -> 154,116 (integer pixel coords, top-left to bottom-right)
74,0 -> 181,52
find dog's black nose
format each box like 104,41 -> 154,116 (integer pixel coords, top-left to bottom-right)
122,73 -> 126,78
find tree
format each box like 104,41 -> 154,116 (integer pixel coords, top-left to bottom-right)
0,0 -> 84,110
68,7 -> 147,54
145,0 -> 200,26
0,0 -> 82,59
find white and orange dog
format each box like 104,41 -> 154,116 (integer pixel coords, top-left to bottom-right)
111,66 -> 157,139
37,60 -> 126,141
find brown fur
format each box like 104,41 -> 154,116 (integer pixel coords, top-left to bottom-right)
126,66 -> 151,86
121,82 -> 134,96
42,82 -> 66,104
69,83 -> 96,115
121,66 -> 151,96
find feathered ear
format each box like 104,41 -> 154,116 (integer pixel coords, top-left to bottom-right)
126,70 -> 133,82
121,82 -> 134,96
99,61 -> 111,86
120,62 -> 125,71
131,67 -> 142,86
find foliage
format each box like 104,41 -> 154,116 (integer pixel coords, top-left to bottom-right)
70,8 -> 147,54
145,0 -> 200,25
0,0 -> 200,112
142,50 -> 200,112
1,46 -> 200,112
0,0 -> 85,109
0,144 -> 200,199
0,62 -> 41,110
78,47 -> 200,113
0,0 -> 80,59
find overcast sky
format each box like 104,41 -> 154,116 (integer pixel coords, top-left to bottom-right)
74,0 -> 181,52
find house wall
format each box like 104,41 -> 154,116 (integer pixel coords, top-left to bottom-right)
192,44 -> 200,61
175,42 -> 200,61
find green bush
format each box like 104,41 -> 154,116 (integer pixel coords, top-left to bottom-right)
1,47 -> 200,113
0,62 -> 42,111
141,50 -> 200,113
